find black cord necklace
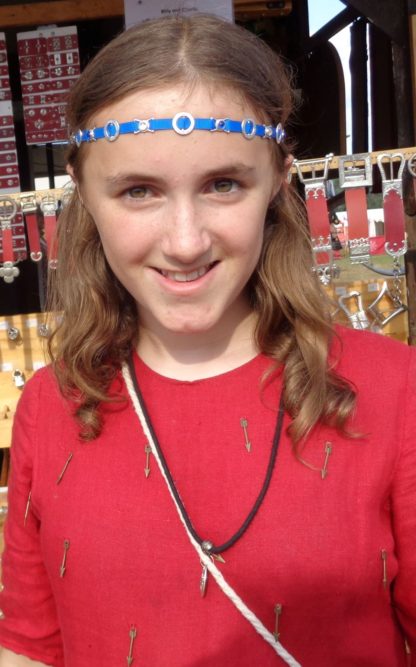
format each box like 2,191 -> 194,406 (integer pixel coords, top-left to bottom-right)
127,353 -> 285,558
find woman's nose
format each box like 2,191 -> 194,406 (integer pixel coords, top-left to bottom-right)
161,199 -> 211,263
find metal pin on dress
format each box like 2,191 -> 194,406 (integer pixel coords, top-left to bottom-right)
240,418 -> 251,452
24,490 -> 31,526
274,603 -> 282,641
60,539 -> 70,578
127,626 -> 137,666
381,549 -> 388,588
144,444 -> 151,478
321,442 -> 332,479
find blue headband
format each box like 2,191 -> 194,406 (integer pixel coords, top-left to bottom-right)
71,112 -> 286,147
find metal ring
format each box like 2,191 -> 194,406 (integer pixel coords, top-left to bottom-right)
275,122 -> 285,144
104,120 -> 120,142
172,112 -> 195,136
408,152 -> 416,178
30,251 -> 43,262
0,197 -> 17,221
241,118 -> 257,140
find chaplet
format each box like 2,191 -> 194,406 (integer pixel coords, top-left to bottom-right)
70,111 -> 286,146
122,357 -> 301,667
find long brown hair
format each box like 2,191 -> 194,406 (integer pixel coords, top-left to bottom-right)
48,14 -> 355,444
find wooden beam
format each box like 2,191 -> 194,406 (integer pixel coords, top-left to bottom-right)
0,0 -> 124,28
0,0 -> 293,28
339,0 -> 406,45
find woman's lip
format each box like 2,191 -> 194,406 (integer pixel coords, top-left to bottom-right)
155,262 -> 217,283
150,261 -> 219,290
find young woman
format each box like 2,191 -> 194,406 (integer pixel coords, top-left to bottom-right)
0,14 -> 414,667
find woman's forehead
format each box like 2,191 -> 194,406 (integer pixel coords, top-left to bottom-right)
91,82 -> 258,126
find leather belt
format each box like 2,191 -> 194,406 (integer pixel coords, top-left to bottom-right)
339,153 -> 372,263
293,153 -> 334,284
377,153 -> 406,257
21,193 -> 42,261
0,196 -> 19,283
40,194 -> 59,268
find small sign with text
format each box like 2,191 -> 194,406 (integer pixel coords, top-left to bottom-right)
124,0 -> 233,28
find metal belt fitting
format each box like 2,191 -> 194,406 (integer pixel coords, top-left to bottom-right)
339,153 -> 372,264
294,154 -> 335,285
338,291 -> 371,330
377,153 -> 407,257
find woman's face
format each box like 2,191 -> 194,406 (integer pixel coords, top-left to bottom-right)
78,83 -> 282,341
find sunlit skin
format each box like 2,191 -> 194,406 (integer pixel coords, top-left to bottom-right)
76,84 -> 285,378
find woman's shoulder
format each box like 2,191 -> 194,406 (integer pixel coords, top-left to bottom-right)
334,324 -> 414,360
332,325 -> 415,392
15,364 -> 69,429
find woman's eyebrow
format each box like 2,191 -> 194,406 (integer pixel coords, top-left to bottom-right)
103,163 -> 256,188
201,163 -> 256,179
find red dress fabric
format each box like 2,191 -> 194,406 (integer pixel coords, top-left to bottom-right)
0,326 -> 415,666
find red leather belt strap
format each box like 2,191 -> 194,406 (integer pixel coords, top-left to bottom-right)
377,153 -> 406,256
1,225 -> 13,263
40,195 -> 59,268
339,153 -> 372,263
304,186 -> 331,266
25,211 -> 42,261
293,154 -> 334,283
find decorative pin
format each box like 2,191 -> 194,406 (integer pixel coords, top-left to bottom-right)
144,444 -> 151,478
56,452 -> 74,484
200,562 -> 208,598
240,418 -> 251,452
381,549 -> 388,589
273,603 -> 282,641
127,626 -> 137,666
24,490 -> 31,526
321,442 -> 332,479
60,539 -> 70,578
200,540 -> 225,597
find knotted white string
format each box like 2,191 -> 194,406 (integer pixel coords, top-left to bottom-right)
122,363 -> 301,667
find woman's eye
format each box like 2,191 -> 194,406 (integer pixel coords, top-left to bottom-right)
212,179 -> 238,194
127,186 -> 150,199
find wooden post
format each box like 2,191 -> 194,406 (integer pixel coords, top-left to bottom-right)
350,17 -> 368,153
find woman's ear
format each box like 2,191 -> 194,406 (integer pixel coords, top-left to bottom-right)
66,163 -> 84,205
66,163 -> 76,182
283,153 -> 294,183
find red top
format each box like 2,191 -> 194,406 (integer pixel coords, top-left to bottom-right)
0,326 -> 415,666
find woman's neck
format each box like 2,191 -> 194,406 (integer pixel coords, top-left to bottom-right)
136,310 -> 259,380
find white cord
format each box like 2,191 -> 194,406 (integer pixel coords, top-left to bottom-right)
122,363 -> 301,667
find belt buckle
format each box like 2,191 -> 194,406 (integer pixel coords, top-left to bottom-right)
339,153 -> 373,189
293,153 -> 334,195
376,152 -> 405,198
20,193 -> 37,214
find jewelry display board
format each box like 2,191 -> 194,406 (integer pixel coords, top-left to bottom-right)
0,33 -> 21,196
17,25 -> 80,145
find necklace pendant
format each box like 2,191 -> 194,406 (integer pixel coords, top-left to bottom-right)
200,562 -> 208,597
